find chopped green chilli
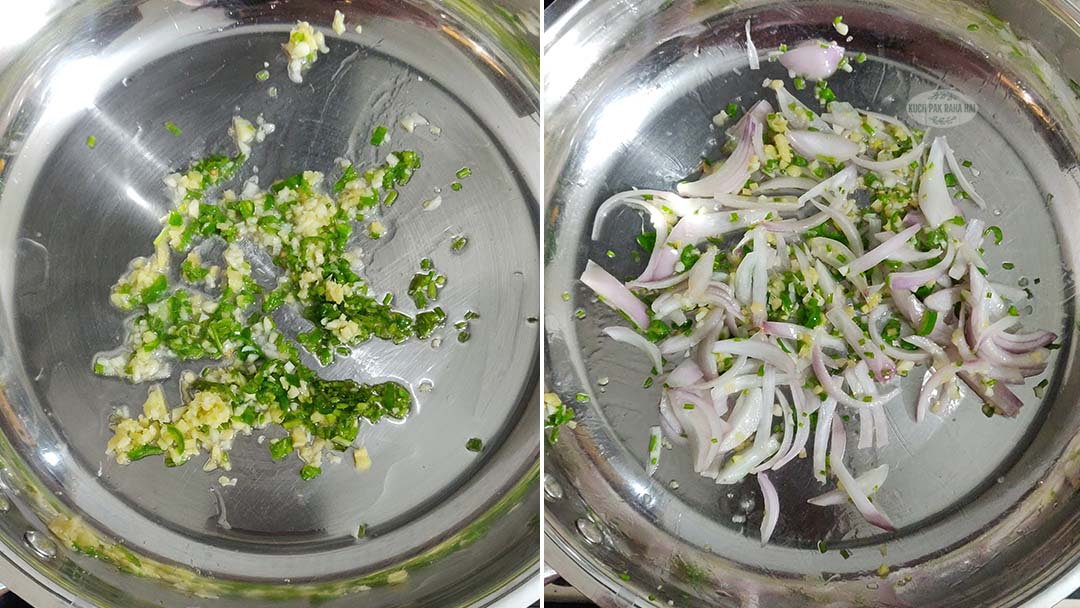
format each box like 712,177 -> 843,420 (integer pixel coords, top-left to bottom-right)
164,121 -> 182,136
370,125 -> 388,146
96,114 -> 473,480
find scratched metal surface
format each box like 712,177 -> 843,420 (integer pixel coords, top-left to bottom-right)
0,1 -> 540,606
544,0 -> 1080,606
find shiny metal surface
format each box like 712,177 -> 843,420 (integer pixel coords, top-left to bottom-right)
0,0 -> 541,606
544,0 -> 1080,606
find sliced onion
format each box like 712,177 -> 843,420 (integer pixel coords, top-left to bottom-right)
753,366 -> 777,453
696,322 -> 724,380
994,329 -> 1057,354
603,326 -> 663,372
918,138 -> 961,228
888,243 -> 956,291
591,191 -> 669,241
852,140 -> 925,173
917,359 -> 990,422
756,391 -> 793,472
659,392 -> 687,442
667,358 -> 705,387
787,130 -> 860,162
581,261 -> 650,329
687,247 -> 718,303
642,210 -> 770,281
960,372 -> 1022,417
715,434 -> 780,484
757,472 -> 780,545
774,84 -> 831,131
751,229 -> 769,326
826,307 -> 896,382
718,387 -> 763,452
941,137 -> 986,209
713,338 -> 796,374
871,404 -> 890,448
867,307 -> 930,363
812,344 -> 900,409
780,40 -> 845,81
678,119 -> 759,197
798,165 -> 858,205
857,408 -> 874,449
763,212 -> 829,234
761,321 -> 845,352
771,386 -> 811,470
829,416 -> 897,531
822,101 -> 862,130
669,388 -> 726,473
812,397 -> 837,484
808,464 -> 889,506
843,224 -> 921,276
924,287 -> 962,312
646,425 -> 663,476
745,19 -> 760,70
755,176 -> 820,193
821,193 -> 865,252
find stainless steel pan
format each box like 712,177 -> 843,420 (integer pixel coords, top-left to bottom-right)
0,0 -> 541,606
544,1 -> 1080,606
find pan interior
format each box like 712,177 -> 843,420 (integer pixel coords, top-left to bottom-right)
0,1 -> 539,606
544,1 -> 1080,607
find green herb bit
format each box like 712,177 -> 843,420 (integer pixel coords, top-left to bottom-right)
269,436 -> 293,460
357,524 -> 367,538
164,121 -> 182,136
334,163 -> 358,193
544,393 -> 575,444
643,377 -> 654,389
967,23 -> 980,31
256,69 -> 270,81
984,225 -> 1003,245
855,52 -> 868,64
451,235 -> 469,252
561,291 -> 571,301
450,181 -> 462,191
793,76 -> 806,91
300,465 -> 322,480
455,166 -> 472,179
86,135 -> 97,149
415,307 -> 447,339
637,231 -> 657,252
575,393 -> 590,402
370,125 -> 388,146
457,331 -> 471,343
127,445 -> 164,462
465,437 -> 483,452
817,540 -> 829,554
